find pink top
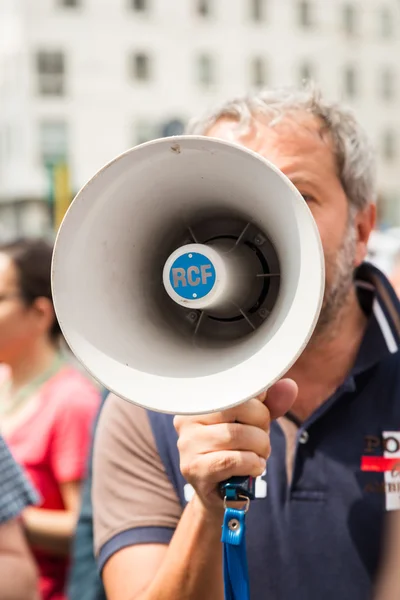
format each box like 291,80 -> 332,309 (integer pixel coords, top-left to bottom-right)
2,365 -> 100,600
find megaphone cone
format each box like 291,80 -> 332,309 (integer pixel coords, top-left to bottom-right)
51,136 -> 324,415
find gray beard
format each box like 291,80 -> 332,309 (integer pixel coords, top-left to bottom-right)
314,221 -> 357,337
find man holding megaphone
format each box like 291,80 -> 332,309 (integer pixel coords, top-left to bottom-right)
52,86 -> 400,600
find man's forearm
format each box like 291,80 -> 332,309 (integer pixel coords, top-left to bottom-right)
138,495 -> 224,600
0,556 -> 38,600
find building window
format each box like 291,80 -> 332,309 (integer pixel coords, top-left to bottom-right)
250,0 -> 265,22
343,66 -> 357,98
197,54 -> 214,87
39,121 -> 68,164
131,0 -> 148,11
36,51 -> 65,96
131,52 -> 151,81
381,67 -> 395,101
380,6 -> 393,38
197,0 -> 210,17
59,0 -> 80,7
382,130 -> 396,162
343,4 -> 356,36
298,0 -> 313,28
250,57 -> 267,87
299,61 -> 314,84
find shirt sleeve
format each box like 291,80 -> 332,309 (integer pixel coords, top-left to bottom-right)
0,435 -> 39,524
49,377 -> 100,483
92,394 -> 182,572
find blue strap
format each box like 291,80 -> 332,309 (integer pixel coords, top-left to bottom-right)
221,507 -> 250,600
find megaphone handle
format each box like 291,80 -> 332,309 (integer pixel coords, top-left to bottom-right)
219,476 -> 255,501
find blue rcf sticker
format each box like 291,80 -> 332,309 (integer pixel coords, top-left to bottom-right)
169,252 -> 216,300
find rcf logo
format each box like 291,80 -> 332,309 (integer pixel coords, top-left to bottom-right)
171,264 -> 214,288
168,251 -> 217,301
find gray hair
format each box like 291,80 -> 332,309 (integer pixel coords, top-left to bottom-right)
186,85 -> 377,211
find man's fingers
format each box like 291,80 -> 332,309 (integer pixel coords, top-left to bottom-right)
174,379 -> 297,512
180,450 -> 267,484
177,422 -> 271,458
175,397 -> 270,430
174,378 -> 297,435
264,378 -> 298,420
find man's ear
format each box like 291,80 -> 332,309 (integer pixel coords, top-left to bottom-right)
354,203 -> 376,267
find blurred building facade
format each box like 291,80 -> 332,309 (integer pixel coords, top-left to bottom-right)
0,0 -> 399,239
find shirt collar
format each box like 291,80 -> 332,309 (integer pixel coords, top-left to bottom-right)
352,262 -> 400,377
296,262 -> 400,427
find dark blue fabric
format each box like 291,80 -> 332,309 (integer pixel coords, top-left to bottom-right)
67,389 -> 108,600
98,527 -> 175,574
143,264 -> 400,600
147,412 -> 187,504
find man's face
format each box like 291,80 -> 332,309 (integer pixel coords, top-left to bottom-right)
206,113 -> 372,334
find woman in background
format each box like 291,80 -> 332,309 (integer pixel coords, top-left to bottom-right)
0,238 -> 100,600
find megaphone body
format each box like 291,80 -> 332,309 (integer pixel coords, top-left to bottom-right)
51,136 -> 325,415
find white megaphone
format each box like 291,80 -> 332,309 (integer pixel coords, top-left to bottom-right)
52,136 -> 325,415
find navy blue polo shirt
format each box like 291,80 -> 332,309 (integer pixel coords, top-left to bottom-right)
102,262 -> 400,599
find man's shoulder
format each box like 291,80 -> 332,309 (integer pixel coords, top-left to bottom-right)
95,393 -> 174,462
92,396 -> 183,563
96,394 -> 184,503
359,350 -> 400,423
100,392 -> 153,430
101,393 -> 176,437
376,349 -> 400,380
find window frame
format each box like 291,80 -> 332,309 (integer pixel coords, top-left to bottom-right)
197,53 -> 215,87
250,0 -> 265,23
36,50 -> 65,97
197,0 -> 211,18
131,52 -> 151,82
131,0 -> 148,12
250,56 -> 268,87
343,65 -> 358,99
298,0 -> 313,29
342,3 -> 357,36
382,130 -> 397,162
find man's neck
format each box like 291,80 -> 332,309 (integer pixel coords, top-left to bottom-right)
286,288 -> 368,422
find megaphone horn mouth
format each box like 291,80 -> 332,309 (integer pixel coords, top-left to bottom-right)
52,135 -> 324,415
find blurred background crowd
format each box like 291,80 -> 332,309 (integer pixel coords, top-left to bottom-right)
0,1 -> 399,599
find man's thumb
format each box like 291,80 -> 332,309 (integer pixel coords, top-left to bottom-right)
262,379 -> 298,421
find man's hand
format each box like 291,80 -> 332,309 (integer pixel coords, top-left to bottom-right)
174,379 -> 297,514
